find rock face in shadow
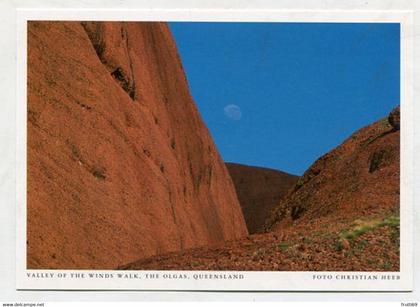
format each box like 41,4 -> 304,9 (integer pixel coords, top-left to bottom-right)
27,21 -> 248,269
225,163 -> 298,234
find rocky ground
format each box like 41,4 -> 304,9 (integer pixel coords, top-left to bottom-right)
120,208 -> 399,271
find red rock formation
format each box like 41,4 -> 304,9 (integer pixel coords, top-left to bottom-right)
121,110 -> 400,271
265,108 -> 400,231
225,163 -> 298,234
27,21 -> 248,269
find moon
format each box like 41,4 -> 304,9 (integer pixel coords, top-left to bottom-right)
223,104 -> 242,120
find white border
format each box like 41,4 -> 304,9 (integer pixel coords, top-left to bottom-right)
16,9 -> 414,291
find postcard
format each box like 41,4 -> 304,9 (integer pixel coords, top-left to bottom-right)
16,9 -> 414,291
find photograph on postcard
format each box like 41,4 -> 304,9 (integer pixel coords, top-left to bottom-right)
26,20 -> 401,271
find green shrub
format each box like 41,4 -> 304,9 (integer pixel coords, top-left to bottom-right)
278,242 -> 289,251
336,215 -> 399,251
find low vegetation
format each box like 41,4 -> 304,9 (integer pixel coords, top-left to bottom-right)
336,215 -> 399,250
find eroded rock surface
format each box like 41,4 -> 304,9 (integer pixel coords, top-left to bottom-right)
27,21 -> 248,269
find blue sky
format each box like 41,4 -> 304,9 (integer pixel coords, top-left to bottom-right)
169,22 -> 400,175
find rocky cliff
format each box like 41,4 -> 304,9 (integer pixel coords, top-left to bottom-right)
27,21 -> 248,269
225,163 -> 298,233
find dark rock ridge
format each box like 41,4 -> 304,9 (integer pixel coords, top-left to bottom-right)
225,163 -> 298,233
27,21 -> 248,269
388,106 -> 400,131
